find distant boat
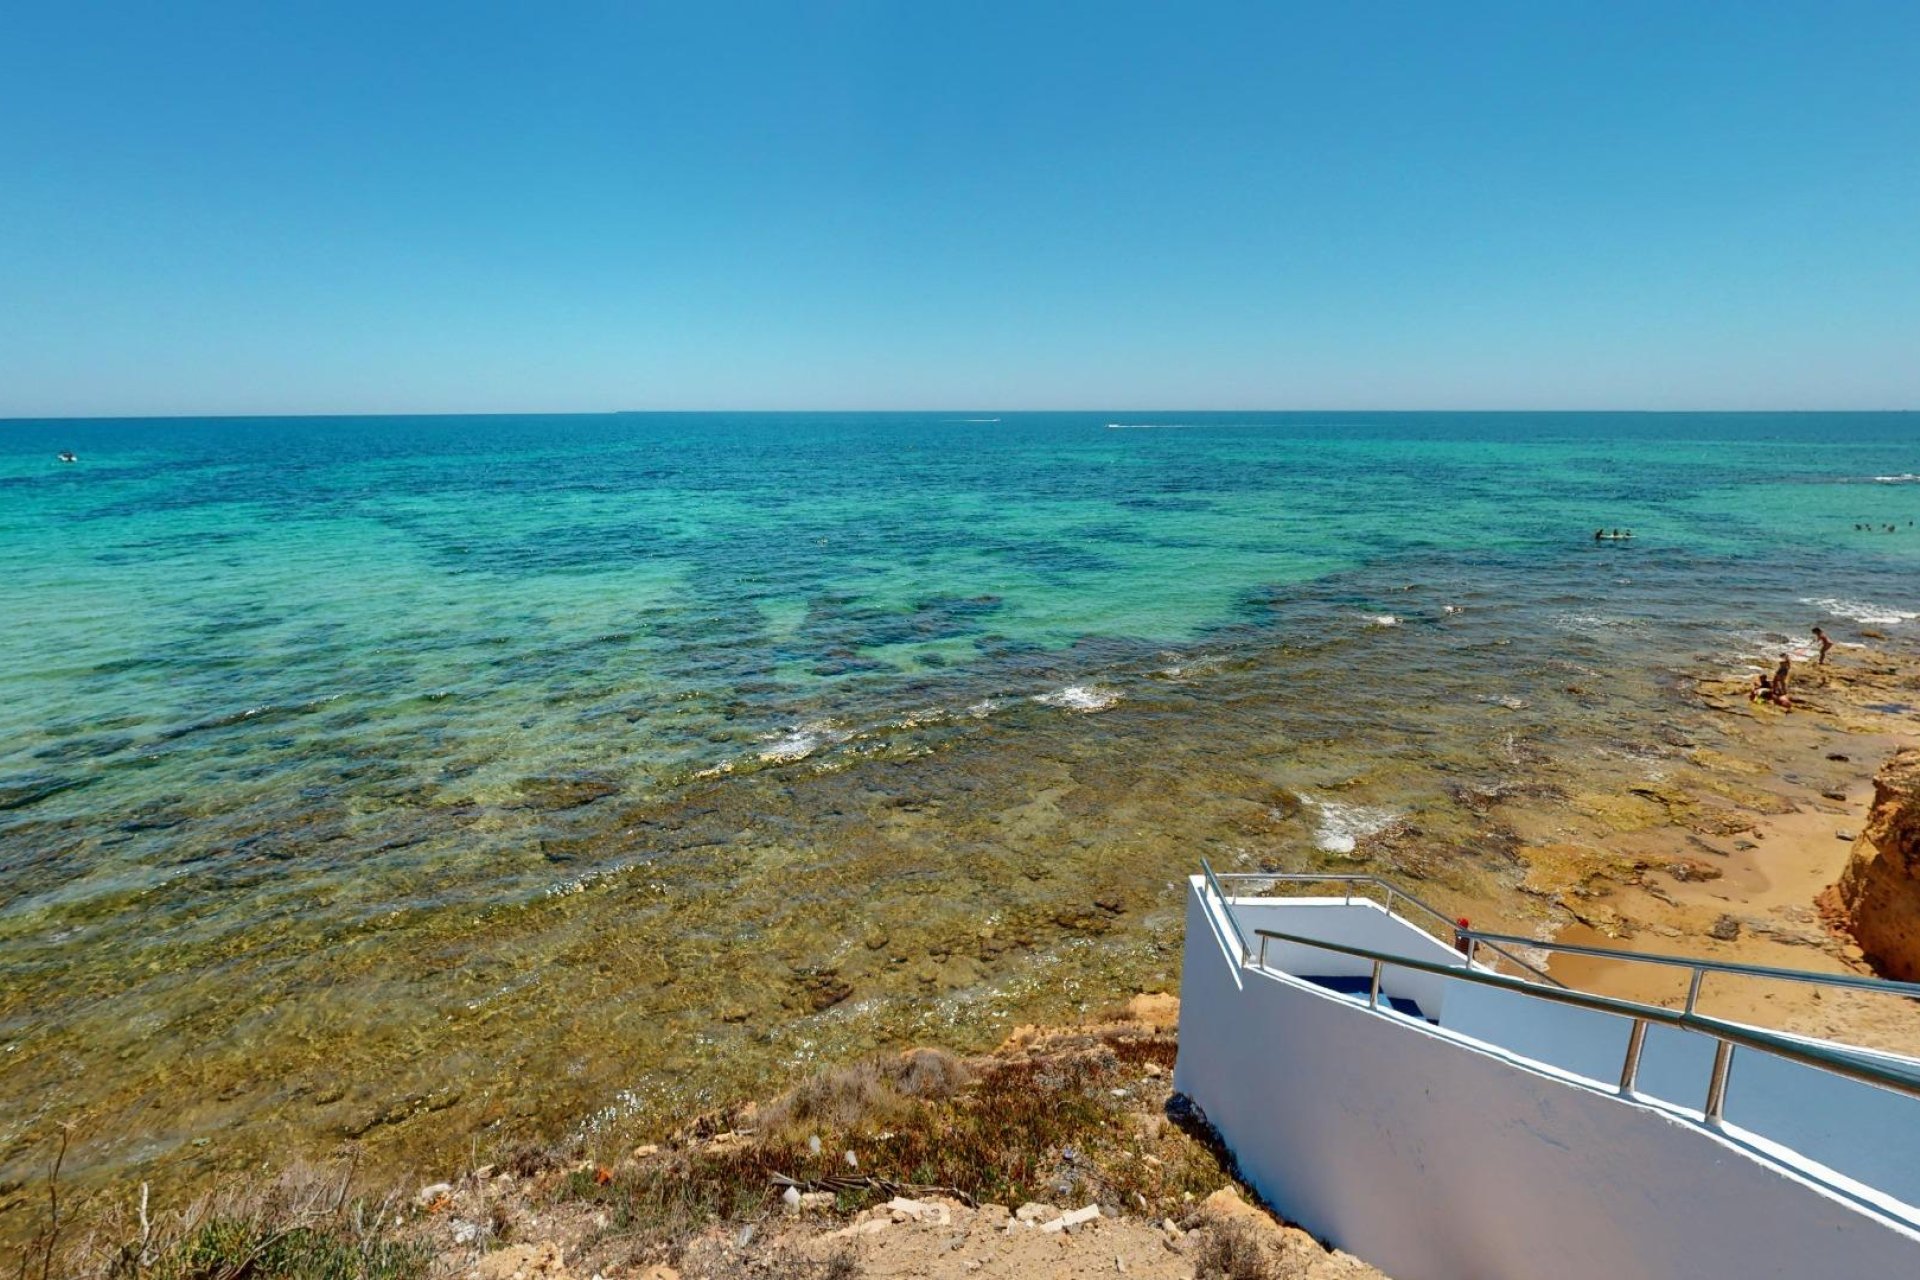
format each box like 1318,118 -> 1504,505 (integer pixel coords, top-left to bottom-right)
56,451 -> 77,463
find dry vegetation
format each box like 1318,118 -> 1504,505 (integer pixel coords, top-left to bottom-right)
1193,1218 -> 1283,1280
533,1014 -> 1227,1274
8,1153 -> 429,1280
14,1000 -> 1372,1279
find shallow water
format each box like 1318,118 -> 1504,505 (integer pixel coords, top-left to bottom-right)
2,412 -> 1917,1211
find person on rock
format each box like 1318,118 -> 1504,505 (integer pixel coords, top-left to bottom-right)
1770,652 -> 1793,710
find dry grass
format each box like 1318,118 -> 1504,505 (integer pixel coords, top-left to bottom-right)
555,1030 -> 1226,1270
7,1151 -> 428,1280
754,1048 -> 975,1139
1193,1217 -> 1279,1280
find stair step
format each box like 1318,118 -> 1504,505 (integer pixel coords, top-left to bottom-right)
1301,973 -> 1430,1020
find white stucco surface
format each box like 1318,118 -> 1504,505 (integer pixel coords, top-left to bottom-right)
1175,878 -> 1920,1280
1442,977 -> 1920,1210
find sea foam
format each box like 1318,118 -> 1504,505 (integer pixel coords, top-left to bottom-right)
1032,685 -> 1122,712
1304,797 -> 1402,855
1802,597 -> 1919,626
758,720 -> 851,763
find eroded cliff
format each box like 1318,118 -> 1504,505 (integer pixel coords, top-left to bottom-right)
1827,748 -> 1920,981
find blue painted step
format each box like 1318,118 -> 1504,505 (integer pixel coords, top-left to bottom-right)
1301,973 -> 1431,1021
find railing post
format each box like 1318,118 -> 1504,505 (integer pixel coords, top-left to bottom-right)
1383,885 -> 1396,919
1369,959 -> 1383,1010
1705,1040 -> 1735,1125
1258,934 -> 1268,970
1619,1019 -> 1648,1094
1685,968 -> 1705,1015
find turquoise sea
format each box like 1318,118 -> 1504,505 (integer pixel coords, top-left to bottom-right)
3,412 -> 1918,1210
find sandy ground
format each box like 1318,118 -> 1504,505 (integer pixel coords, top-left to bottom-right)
470,1186 -> 1380,1280
788,1187 -> 1377,1280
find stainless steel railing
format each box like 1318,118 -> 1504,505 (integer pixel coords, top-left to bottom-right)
1455,925 -> 1920,1014
1200,863 -> 1562,986
1201,861 -> 1920,1012
1246,925 -> 1920,1125
1200,858 -> 1252,963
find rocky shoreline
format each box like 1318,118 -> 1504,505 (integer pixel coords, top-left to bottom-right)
1498,642 -> 1920,1047
11,641 -> 1918,1278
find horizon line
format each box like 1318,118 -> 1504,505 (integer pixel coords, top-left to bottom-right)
4,406 -> 1918,423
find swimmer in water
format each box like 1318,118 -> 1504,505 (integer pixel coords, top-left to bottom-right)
1813,625 -> 1832,665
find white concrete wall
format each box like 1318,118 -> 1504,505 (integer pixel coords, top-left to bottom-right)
1441,978 -> 1717,1102
1175,879 -> 1920,1280
1442,978 -> 1920,1211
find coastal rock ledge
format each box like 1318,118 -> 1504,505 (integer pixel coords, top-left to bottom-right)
1825,748 -> 1920,981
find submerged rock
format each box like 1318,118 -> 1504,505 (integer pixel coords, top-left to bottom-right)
1050,905 -> 1115,935
0,772 -> 93,811
341,1085 -> 464,1138
510,775 -> 620,811
789,967 -> 854,1012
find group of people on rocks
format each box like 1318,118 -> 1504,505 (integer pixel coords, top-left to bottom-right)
1750,625 -> 1834,711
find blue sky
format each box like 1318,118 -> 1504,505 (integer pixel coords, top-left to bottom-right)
2,2 -> 1916,415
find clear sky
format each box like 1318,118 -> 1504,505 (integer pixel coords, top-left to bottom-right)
2,1 -> 1916,416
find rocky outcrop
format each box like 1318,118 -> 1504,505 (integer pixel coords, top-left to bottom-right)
1826,749 -> 1920,980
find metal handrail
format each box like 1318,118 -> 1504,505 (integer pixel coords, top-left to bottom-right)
1213,871 -> 1461,930
1249,926 -> 1920,1126
1199,858 -> 1252,963
1210,870 -> 1563,987
1458,925 -> 1920,1013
